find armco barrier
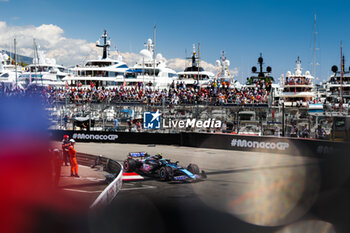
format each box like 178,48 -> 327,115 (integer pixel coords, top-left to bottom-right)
51,130 -> 348,157
90,163 -> 123,209
50,130 -> 180,145
74,152 -> 123,209
180,132 -> 348,157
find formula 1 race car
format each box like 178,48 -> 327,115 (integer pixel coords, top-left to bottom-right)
123,152 -> 206,182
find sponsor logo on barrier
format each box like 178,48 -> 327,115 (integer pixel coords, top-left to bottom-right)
144,110 -> 161,129
72,133 -> 118,141
231,139 -> 289,151
143,110 -> 222,130
163,118 -> 221,129
317,145 -> 336,155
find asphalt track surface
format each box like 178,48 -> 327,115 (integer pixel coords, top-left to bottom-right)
78,143 -> 350,233
59,165 -> 107,205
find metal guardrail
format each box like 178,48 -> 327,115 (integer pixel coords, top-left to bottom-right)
90,164 -> 123,209
75,152 -> 123,209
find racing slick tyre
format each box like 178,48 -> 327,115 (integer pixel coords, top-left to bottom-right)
159,166 -> 173,181
165,166 -> 174,180
124,158 -> 137,172
187,163 -> 200,175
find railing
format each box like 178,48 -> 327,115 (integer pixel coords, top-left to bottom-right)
75,152 -> 123,209
284,81 -> 312,86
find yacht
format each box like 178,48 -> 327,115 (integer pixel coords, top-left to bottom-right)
18,46 -> 68,88
316,81 -> 327,100
215,51 -> 241,88
246,54 -> 274,88
120,38 -> 177,89
0,51 -> 23,89
176,44 -> 214,87
326,57 -> 350,107
64,30 -> 128,89
246,54 -> 280,106
280,57 -> 316,107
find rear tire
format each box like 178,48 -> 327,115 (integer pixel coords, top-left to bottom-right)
187,163 -> 200,175
124,158 -> 136,172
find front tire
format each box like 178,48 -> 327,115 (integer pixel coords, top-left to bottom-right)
124,158 -> 136,172
187,163 -> 200,175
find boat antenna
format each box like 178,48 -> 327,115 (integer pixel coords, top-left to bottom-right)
258,53 -> 264,77
33,39 -> 43,86
340,41 -> 344,107
296,56 -> 301,71
33,39 -> 36,84
96,30 -> 110,59
198,42 -> 200,82
313,14 -> 319,80
153,25 -> 156,89
222,51 -> 226,76
14,38 -> 17,89
191,44 -> 196,67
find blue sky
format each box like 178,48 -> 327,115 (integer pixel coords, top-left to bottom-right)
1,0 -> 349,83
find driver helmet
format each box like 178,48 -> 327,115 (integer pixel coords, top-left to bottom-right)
154,153 -> 163,160
64,135 -> 69,139
69,139 -> 76,144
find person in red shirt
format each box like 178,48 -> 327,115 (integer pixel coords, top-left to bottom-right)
68,139 -> 79,177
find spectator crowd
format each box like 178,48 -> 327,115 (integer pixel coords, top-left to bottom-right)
26,80 -> 271,106
0,80 -> 271,106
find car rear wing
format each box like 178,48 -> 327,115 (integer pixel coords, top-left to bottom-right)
128,152 -> 149,158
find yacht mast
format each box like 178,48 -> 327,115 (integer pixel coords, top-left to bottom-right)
198,43 -> 200,83
340,41 -> 344,106
185,48 -> 187,69
96,30 -> 110,59
33,39 -> 43,86
222,51 -> 225,76
14,38 -> 18,89
153,25 -> 156,89
313,14 -> 319,80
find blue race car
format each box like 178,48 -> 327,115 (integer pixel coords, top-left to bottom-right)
123,152 -> 206,182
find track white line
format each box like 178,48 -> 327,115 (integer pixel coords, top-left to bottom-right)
121,185 -> 157,191
63,188 -> 105,193
60,176 -> 105,181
